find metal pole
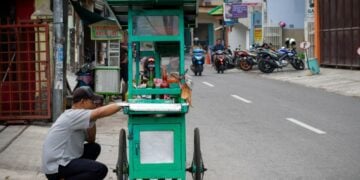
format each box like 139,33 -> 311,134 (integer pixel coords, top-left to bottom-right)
52,0 -> 65,121
222,21 -> 226,46
223,0 -> 227,46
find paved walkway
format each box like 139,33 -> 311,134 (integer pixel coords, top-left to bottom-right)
0,112 -> 127,180
257,67 -> 360,98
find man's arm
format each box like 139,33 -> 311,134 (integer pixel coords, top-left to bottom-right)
90,103 -> 127,121
87,123 -> 96,143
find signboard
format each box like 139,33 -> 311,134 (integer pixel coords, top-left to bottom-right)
224,3 -> 248,19
253,11 -> 262,28
254,28 -> 262,43
242,0 -> 262,2
89,20 -> 123,40
300,41 -> 311,50
231,4 -> 248,18
225,19 -> 238,26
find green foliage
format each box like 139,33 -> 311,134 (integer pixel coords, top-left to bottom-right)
298,52 -> 305,60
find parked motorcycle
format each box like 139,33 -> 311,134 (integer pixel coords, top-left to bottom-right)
257,47 -> 305,73
235,46 -> 259,71
190,48 -> 205,76
74,49 -> 95,91
277,48 -> 305,70
224,48 -> 235,69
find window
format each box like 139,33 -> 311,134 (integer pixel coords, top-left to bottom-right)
133,16 -> 179,36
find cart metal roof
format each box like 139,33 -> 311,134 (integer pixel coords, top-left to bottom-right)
105,0 -> 198,29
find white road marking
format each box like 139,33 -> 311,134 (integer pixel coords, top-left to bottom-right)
286,118 -> 326,135
202,81 -> 214,87
231,95 -> 252,104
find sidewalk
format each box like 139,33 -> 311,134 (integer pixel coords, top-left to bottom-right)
0,110 -> 127,180
0,66 -> 359,180
256,67 -> 360,98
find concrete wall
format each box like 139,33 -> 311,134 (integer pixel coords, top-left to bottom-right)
197,13 -> 221,47
228,23 -> 248,51
282,28 -> 305,45
282,29 -> 306,54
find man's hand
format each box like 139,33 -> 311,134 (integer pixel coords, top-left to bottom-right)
90,103 -> 128,121
116,102 -> 129,107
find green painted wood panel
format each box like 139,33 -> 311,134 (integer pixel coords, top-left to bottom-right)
128,115 -> 186,179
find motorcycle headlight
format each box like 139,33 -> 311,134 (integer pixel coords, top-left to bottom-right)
195,55 -> 202,60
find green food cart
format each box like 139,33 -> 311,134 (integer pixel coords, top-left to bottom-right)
89,20 -> 123,102
106,0 -> 206,179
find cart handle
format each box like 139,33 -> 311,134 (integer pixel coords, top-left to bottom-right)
117,102 -> 188,112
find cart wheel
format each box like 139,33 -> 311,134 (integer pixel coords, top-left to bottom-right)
115,129 -> 128,180
187,128 -> 206,180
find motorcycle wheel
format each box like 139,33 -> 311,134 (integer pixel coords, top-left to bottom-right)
199,72 -> 202,76
239,60 -> 253,71
195,72 -> 198,76
258,60 -> 275,73
293,59 -> 305,70
220,65 -> 225,74
193,128 -> 205,180
115,129 -> 128,180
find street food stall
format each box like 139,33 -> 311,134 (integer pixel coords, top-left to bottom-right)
89,20 -> 123,101
106,0 -> 206,179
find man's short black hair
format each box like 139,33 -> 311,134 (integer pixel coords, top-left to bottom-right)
72,86 -> 103,104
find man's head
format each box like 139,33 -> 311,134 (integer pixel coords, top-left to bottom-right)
72,86 -> 103,109
216,39 -> 222,45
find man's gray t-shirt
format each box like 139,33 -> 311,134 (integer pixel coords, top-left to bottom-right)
41,109 -> 91,174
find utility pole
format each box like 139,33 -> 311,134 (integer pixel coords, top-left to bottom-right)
222,20 -> 226,46
52,0 -> 66,121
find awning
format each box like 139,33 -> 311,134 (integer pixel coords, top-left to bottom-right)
106,0 -> 198,29
208,5 -> 222,16
70,0 -> 110,25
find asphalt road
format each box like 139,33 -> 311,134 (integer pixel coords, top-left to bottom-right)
1,60 -> 360,180
185,64 -> 360,179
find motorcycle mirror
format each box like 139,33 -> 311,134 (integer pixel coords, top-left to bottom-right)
357,47 -> 360,56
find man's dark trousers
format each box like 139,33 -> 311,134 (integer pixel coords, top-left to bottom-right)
46,143 -> 108,180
